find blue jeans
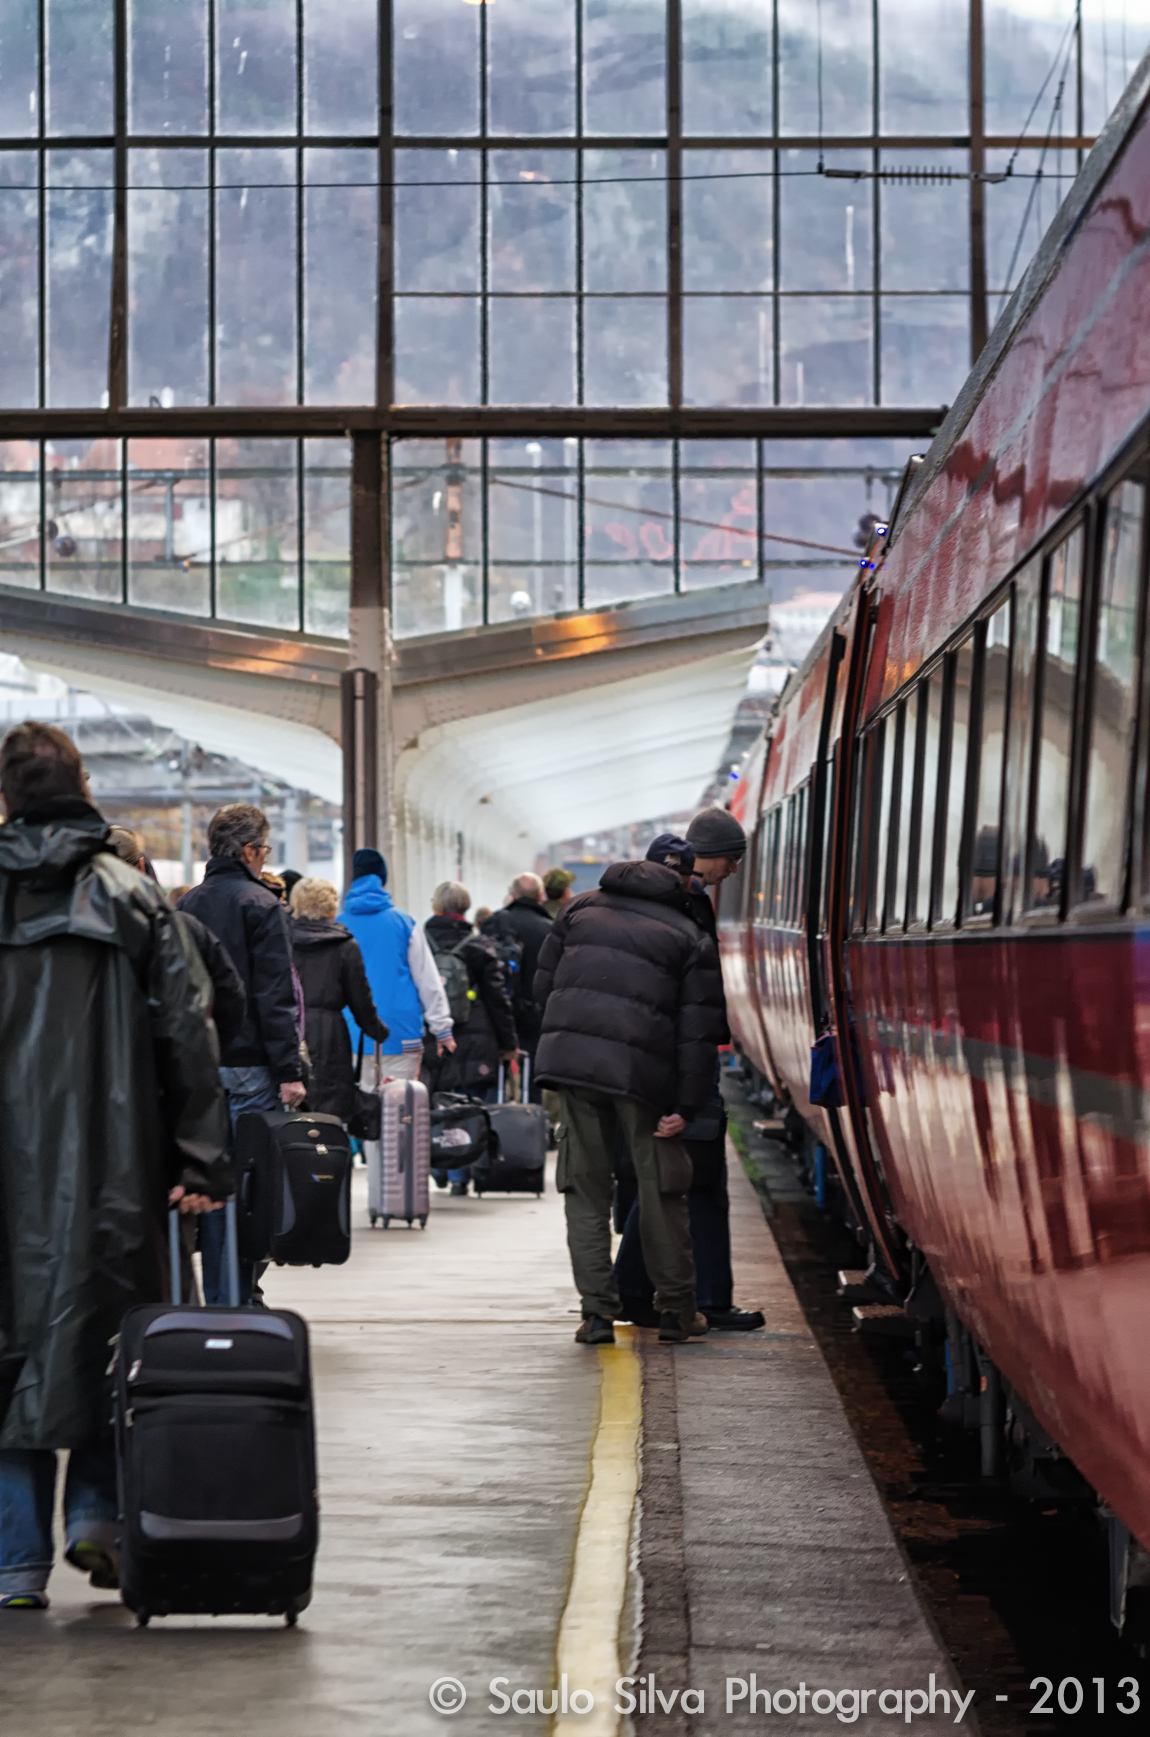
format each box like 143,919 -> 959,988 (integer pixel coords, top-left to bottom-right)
201,1064 -> 281,1305
0,1440 -> 118,1595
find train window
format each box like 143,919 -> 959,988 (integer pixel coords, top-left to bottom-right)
820,755 -> 836,931
1028,530 -> 1083,909
766,806 -> 781,919
969,598 -> 1011,918
869,717 -> 895,931
722,845 -> 749,922
938,639 -> 973,924
892,698 -> 916,929
770,803 -> 786,922
793,784 -> 809,925
912,669 -> 944,924
781,794 -> 796,923
1008,555 -> 1042,921
1081,479 -> 1145,907
849,738 -> 869,932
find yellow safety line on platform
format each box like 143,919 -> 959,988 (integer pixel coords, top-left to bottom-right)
551,1326 -> 642,1737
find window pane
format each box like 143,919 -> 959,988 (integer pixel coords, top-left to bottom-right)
214,438 -> 300,630
684,298 -> 773,407
584,150 -> 666,292
971,600 -> 1010,917
682,0 -> 772,134
488,438 -> 578,621
216,0 -> 297,135
46,152 -> 114,409
940,639 -> 973,923
778,0 -> 872,135
129,0 -> 209,135
393,0 -> 479,137
304,150 -> 376,404
126,438 -> 211,615
304,0 -> 377,135
985,147 -> 1072,309
679,442 -> 757,591
871,718 -> 896,929
0,0 -> 38,137
878,0 -> 968,132
47,0 -> 113,135
779,298 -> 872,406
583,299 -> 666,407
1006,555 -> 1041,920
128,148 -> 209,408
392,438 -> 483,637
1029,530 -> 1082,909
396,151 -> 480,295
46,438 -> 122,602
303,438 -> 351,636
0,156 -> 39,409
912,670 -> 943,922
489,153 -> 576,293
780,152 -> 872,294
215,148 -> 297,406
487,0 -> 576,137
1082,480 -> 1144,905
583,0 -> 665,136
892,700 -> 915,928
880,297 -> 970,407
584,438 -> 673,606
985,3 -> 1077,135
0,442 -> 41,590
683,150 -> 772,291
488,298 -> 576,405
880,152 -> 970,292
1082,1 -> 1148,134
393,298 -> 480,405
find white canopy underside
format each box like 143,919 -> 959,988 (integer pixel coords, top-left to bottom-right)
17,636 -> 759,911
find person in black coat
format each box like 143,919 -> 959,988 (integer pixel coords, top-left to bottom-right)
424,881 -> 518,1095
289,877 -> 389,1120
480,872 -> 553,1090
533,859 -> 726,1346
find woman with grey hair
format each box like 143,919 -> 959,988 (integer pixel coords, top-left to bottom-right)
290,877 -> 390,1121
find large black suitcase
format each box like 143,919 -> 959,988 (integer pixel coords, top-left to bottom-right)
236,1107 -> 352,1266
471,1054 -> 547,1198
116,1204 -> 317,1627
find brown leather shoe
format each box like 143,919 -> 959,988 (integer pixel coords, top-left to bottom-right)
658,1310 -> 710,1343
575,1314 -> 616,1345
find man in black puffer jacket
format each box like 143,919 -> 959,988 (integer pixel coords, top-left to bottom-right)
534,859 -> 726,1345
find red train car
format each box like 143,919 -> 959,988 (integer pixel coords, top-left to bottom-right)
720,53 -> 1150,1616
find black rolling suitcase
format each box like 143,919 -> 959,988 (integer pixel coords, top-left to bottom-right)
236,1107 -> 352,1266
472,1054 -> 547,1198
116,1203 -> 317,1627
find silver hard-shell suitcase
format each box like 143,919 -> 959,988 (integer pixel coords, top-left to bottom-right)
368,1077 -> 431,1228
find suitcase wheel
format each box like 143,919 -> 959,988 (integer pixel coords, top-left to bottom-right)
369,1211 -> 378,1226
135,1610 -> 151,1628
382,1216 -> 391,1228
312,1262 -> 321,1268
285,1607 -> 299,1628
405,1217 -> 413,1227
419,1215 -> 428,1228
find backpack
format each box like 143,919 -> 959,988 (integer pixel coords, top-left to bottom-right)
429,938 -> 473,1026
480,917 -> 525,1005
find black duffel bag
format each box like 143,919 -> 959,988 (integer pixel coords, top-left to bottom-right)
430,1093 -> 492,1167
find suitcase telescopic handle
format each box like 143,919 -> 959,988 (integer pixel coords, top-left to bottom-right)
168,1196 -> 240,1309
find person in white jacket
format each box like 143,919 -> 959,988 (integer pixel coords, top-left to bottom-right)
340,848 -> 454,1072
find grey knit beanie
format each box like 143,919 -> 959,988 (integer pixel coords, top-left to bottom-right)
686,806 -> 747,860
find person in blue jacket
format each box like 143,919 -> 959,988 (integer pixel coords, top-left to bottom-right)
340,848 -> 454,1066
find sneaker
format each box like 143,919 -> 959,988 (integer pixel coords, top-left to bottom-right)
575,1315 -> 616,1345
0,1591 -> 49,1610
704,1307 -> 766,1332
65,1539 -> 120,1590
658,1310 -> 710,1343
450,1182 -> 469,1197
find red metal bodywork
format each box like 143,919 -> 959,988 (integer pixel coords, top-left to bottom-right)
721,74 -> 1150,1548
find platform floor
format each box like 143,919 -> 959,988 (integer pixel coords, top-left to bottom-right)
2,1153 -> 971,1736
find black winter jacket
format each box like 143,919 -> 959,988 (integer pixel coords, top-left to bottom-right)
0,797 -> 229,1449
178,856 -> 302,1081
533,860 -> 725,1119
424,912 -> 518,1093
291,916 -> 389,1119
480,896 -> 553,1048
174,909 -> 247,1053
